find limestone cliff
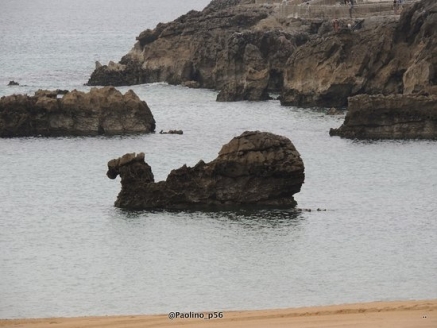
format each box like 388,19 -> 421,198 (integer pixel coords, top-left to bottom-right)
87,0 -> 310,101
0,87 -> 155,137
282,0 -> 437,107
326,0 -> 437,139
107,131 -> 305,209
87,0 -> 436,107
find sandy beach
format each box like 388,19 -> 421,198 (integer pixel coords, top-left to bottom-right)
1,300 -> 436,328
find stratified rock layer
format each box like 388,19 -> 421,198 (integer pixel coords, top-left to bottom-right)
0,87 -> 155,137
107,131 -> 305,209
329,94 -> 437,139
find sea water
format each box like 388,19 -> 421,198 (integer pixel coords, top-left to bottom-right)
0,0 -> 436,319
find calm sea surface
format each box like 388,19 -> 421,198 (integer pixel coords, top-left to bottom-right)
1,0 -> 436,319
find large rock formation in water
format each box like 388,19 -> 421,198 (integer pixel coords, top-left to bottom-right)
329,94 -> 437,139
0,87 -> 155,137
281,0 -> 437,107
107,131 -> 305,209
87,0 -> 436,106
87,0 -> 309,101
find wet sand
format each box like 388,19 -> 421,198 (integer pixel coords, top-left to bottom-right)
1,300 -> 436,328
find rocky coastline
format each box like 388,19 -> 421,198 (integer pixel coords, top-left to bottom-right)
86,0 -> 437,139
282,0 -> 437,108
88,0 -> 291,102
107,131 -> 305,209
0,87 -> 155,137
87,0 -> 436,104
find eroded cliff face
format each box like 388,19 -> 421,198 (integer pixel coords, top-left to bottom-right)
107,131 -> 305,209
216,30 -> 309,101
87,0 -> 311,101
329,94 -> 437,139
87,0 -> 436,106
282,0 -> 437,107
282,20 -> 399,107
0,87 -> 155,137
89,2 -> 270,87
327,0 -> 437,139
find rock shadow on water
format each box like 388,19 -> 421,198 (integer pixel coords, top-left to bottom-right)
112,206 -> 305,231
193,207 -> 305,231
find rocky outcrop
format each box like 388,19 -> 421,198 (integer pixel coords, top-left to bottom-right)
87,0 -> 436,106
329,94 -> 437,139
87,1 -> 310,101
0,87 -> 155,137
8,81 -> 19,86
107,131 -> 305,209
281,0 -> 437,107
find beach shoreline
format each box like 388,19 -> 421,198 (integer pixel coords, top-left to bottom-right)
1,299 -> 436,328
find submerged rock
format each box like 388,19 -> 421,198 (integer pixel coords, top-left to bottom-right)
107,131 -> 305,209
329,94 -> 437,139
0,87 -> 155,137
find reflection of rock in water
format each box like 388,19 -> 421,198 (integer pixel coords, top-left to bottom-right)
107,131 -> 305,210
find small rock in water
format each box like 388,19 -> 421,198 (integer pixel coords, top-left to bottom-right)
8,80 -> 19,86
159,129 -> 183,135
